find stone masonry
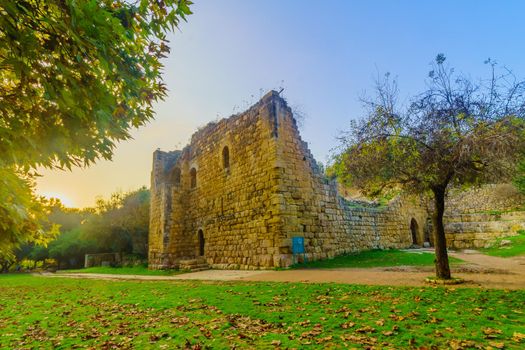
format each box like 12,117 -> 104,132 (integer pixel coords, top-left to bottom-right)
149,91 -> 434,269
149,91 -> 524,269
444,184 -> 525,249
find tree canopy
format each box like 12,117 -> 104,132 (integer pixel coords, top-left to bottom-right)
83,187 -> 150,256
7,188 -> 150,271
0,168 -> 51,258
334,55 -> 525,279
1,0 -> 191,169
0,0 -> 191,256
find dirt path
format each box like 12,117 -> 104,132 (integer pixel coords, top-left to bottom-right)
45,251 -> 525,290
450,250 -> 525,273
244,251 -> 525,289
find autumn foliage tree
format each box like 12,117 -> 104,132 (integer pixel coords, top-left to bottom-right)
0,0 -> 191,256
335,55 -> 525,279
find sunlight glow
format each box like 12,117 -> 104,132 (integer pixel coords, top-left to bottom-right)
41,191 -> 75,208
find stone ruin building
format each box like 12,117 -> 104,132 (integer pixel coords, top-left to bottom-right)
149,91 -> 525,270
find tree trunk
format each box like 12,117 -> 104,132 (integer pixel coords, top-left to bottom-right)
432,186 -> 452,279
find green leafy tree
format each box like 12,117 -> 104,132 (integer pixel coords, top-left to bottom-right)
0,0 -> 192,254
3,198 -> 92,270
28,245 -> 50,268
82,187 -> 150,256
336,56 -> 525,279
0,168 -> 57,260
49,228 -> 98,269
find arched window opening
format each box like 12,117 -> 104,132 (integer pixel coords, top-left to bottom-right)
222,146 -> 230,170
222,146 -> 230,169
169,167 -> 181,186
190,168 -> 197,188
198,229 -> 205,256
410,218 -> 419,246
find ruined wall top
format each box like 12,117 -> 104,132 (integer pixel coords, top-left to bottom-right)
154,90 -> 295,162
189,90 -> 290,144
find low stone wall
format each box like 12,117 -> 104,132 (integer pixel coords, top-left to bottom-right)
84,253 -> 121,268
338,184 -> 525,252
444,211 -> 525,249
443,184 -> 525,248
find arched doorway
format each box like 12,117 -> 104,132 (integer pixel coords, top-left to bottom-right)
197,229 -> 205,256
410,218 -> 419,245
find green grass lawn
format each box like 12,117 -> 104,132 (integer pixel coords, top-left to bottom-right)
291,249 -> 463,269
0,275 -> 523,349
482,231 -> 525,257
61,265 -> 182,276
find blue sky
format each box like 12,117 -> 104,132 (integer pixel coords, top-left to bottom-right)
36,0 -> 525,207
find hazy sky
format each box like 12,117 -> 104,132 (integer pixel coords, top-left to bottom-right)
36,0 -> 525,208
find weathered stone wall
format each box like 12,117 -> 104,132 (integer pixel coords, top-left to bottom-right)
338,181 -> 525,250
150,92 -> 299,269
344,196 -> 431,251
444,211 -> 525,249
446,184 -> 524,214
443,184 -> 525,248
273,105 -> 431,263
268,101 -> 351,264
149,91 -> 435,269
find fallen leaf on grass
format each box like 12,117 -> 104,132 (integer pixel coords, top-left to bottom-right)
170,316 -> 190,326
300,324 -> 323,339
389,314 -> 405,321
199,327 -> 212,338
340,322 -> 355,329
315,295 -> 332,305
316,335 -> 333,344
448,339 -> 478,350
512,332 -> 525,342
483,327 -> 502,339
298,320 -> 310,327
340,334 -> 377,346
428,316 -> 443,324
355,326 -> 376,334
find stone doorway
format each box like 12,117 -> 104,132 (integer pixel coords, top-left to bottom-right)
410,218 -> 419,245
198,229 -> 205,256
